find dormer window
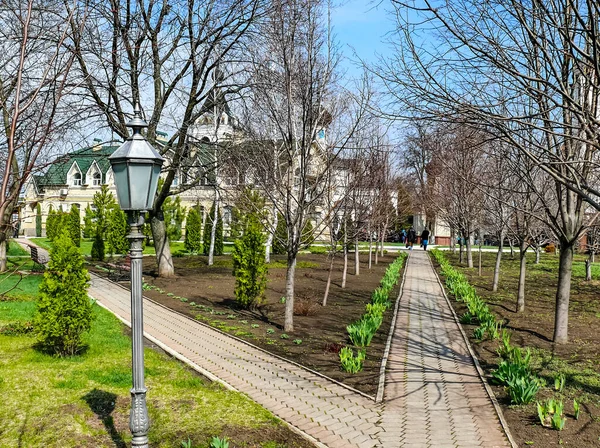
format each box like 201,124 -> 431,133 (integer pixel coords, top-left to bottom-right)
92,172 -> 101,186
73,173 -> 82,186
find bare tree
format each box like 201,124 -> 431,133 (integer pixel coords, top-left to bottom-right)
67,0 -> 262,277
0,0 -> 84,271
236,0 -> 366,331
381,0 -> 600,343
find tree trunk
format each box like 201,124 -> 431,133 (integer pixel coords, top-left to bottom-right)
150,214 -> 175,278
265,207 -> 277,263
354,236 -> 360,276
368,227 -> 373,269
517,240 -> 527,313
341,224 -> 348,288
380,222 -> 387,257
585,257 -> 592,281
492,233 -> 504,292
284,254 -> 297,332
553,241 -> 574,344
535,246 -> 541,264
322,254 -> 335,306
450,228 -> 455,252
374,236 -> 379,265
0,236 -> 6,273
592,251 -> 595,263
478,244 -> 482,276
466,236 -> 473,268
208,195 -> 219,266
509,239 -> 514,259
459,239 -> 464,264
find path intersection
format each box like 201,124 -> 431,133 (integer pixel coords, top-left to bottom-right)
17,239 -> 511,447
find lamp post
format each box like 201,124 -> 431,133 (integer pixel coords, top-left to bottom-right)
109,104 -> 164,448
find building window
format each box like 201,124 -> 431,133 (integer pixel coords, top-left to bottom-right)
92,172 -> 101,186
73,173 -> 82,186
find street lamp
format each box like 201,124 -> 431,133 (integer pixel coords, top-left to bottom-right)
109,104 -> 164,448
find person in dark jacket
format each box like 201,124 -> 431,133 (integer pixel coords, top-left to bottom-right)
406,227 -> 417,250
420,228 -> 431,251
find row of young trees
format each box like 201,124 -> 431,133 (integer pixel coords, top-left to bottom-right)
384,0 -> 600,344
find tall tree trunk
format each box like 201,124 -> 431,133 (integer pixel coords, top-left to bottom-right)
553,241 -> 574,344
374,235 -> 379,265
492,231 -> 504,292
592,252 -> 595,263
284,254 -> 297,332
478,244 -> 482,276
535,245 -> 541,264
322,254 -> 335,306
585,256 -> 592,281
0,236 -> 6,273
368,226 -> 373,269
341,222 -> 348,288
265,207 -> 277,263
208,195 -> 219,266
509,239 -> 515,259
459,239 -> 464,264
354,236 -> 360,276
517,240 -> 527,313
380,221 -> 387,257
466,235 -> 473,268
450,228 -> 456,253
151,213 -> 175,278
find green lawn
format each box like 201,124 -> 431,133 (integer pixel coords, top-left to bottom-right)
0,274 -> 305,447
8,241 -> 29,256
31,238 -> 192,257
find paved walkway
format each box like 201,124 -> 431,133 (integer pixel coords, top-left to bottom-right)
16,239 -> 511,447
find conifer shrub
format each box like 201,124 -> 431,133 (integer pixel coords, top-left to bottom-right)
34,229 -> 93,356
83,205 -> 95,238
184,207 -> 202,253
91,231 -> 105,261
35,204 -> 42,237
232,211 -> 268,309
272,213 -> 287,255
46,207 -> 57,240
69,205 -> 81,247
301,219 -> 315,249
107,207 -> 129,256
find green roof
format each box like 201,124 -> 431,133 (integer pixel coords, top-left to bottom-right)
37,144 -> 119,187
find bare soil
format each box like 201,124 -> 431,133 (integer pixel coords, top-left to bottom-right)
433,250 -> 600,448
92,252 -> 402,397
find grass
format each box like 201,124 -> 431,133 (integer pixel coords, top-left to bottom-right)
8,241 -> 29,257
0,271 -> 43,300
31,238 -> 189,257
0,283 -> 300,447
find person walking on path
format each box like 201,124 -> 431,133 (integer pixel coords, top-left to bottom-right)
420,228 -> 430,251
406,227 -> 416,250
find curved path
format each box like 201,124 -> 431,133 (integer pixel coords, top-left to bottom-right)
16,239 -> 511,447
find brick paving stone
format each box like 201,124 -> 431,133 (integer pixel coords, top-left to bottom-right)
84,247 -> 512,448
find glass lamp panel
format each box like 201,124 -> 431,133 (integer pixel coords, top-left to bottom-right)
112,162 -> 131,209
128,163 -> 153,211
146,164 -> 162,210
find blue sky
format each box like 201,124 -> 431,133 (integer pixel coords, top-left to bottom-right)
331,0 -> 395,78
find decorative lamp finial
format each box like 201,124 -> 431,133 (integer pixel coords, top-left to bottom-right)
127,103 -> 148,136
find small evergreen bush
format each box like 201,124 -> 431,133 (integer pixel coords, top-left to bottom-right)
91,231 -> 105,261
69,205 -> 81,247
46,207 -> 56,240
106,207 -> 128,256
34,229 -> 93,356
35,204 -> 42,237
232,211 -> 268,309
184,206 -> 202,253
272,213 -> 287,255
83,205 -> 95,238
